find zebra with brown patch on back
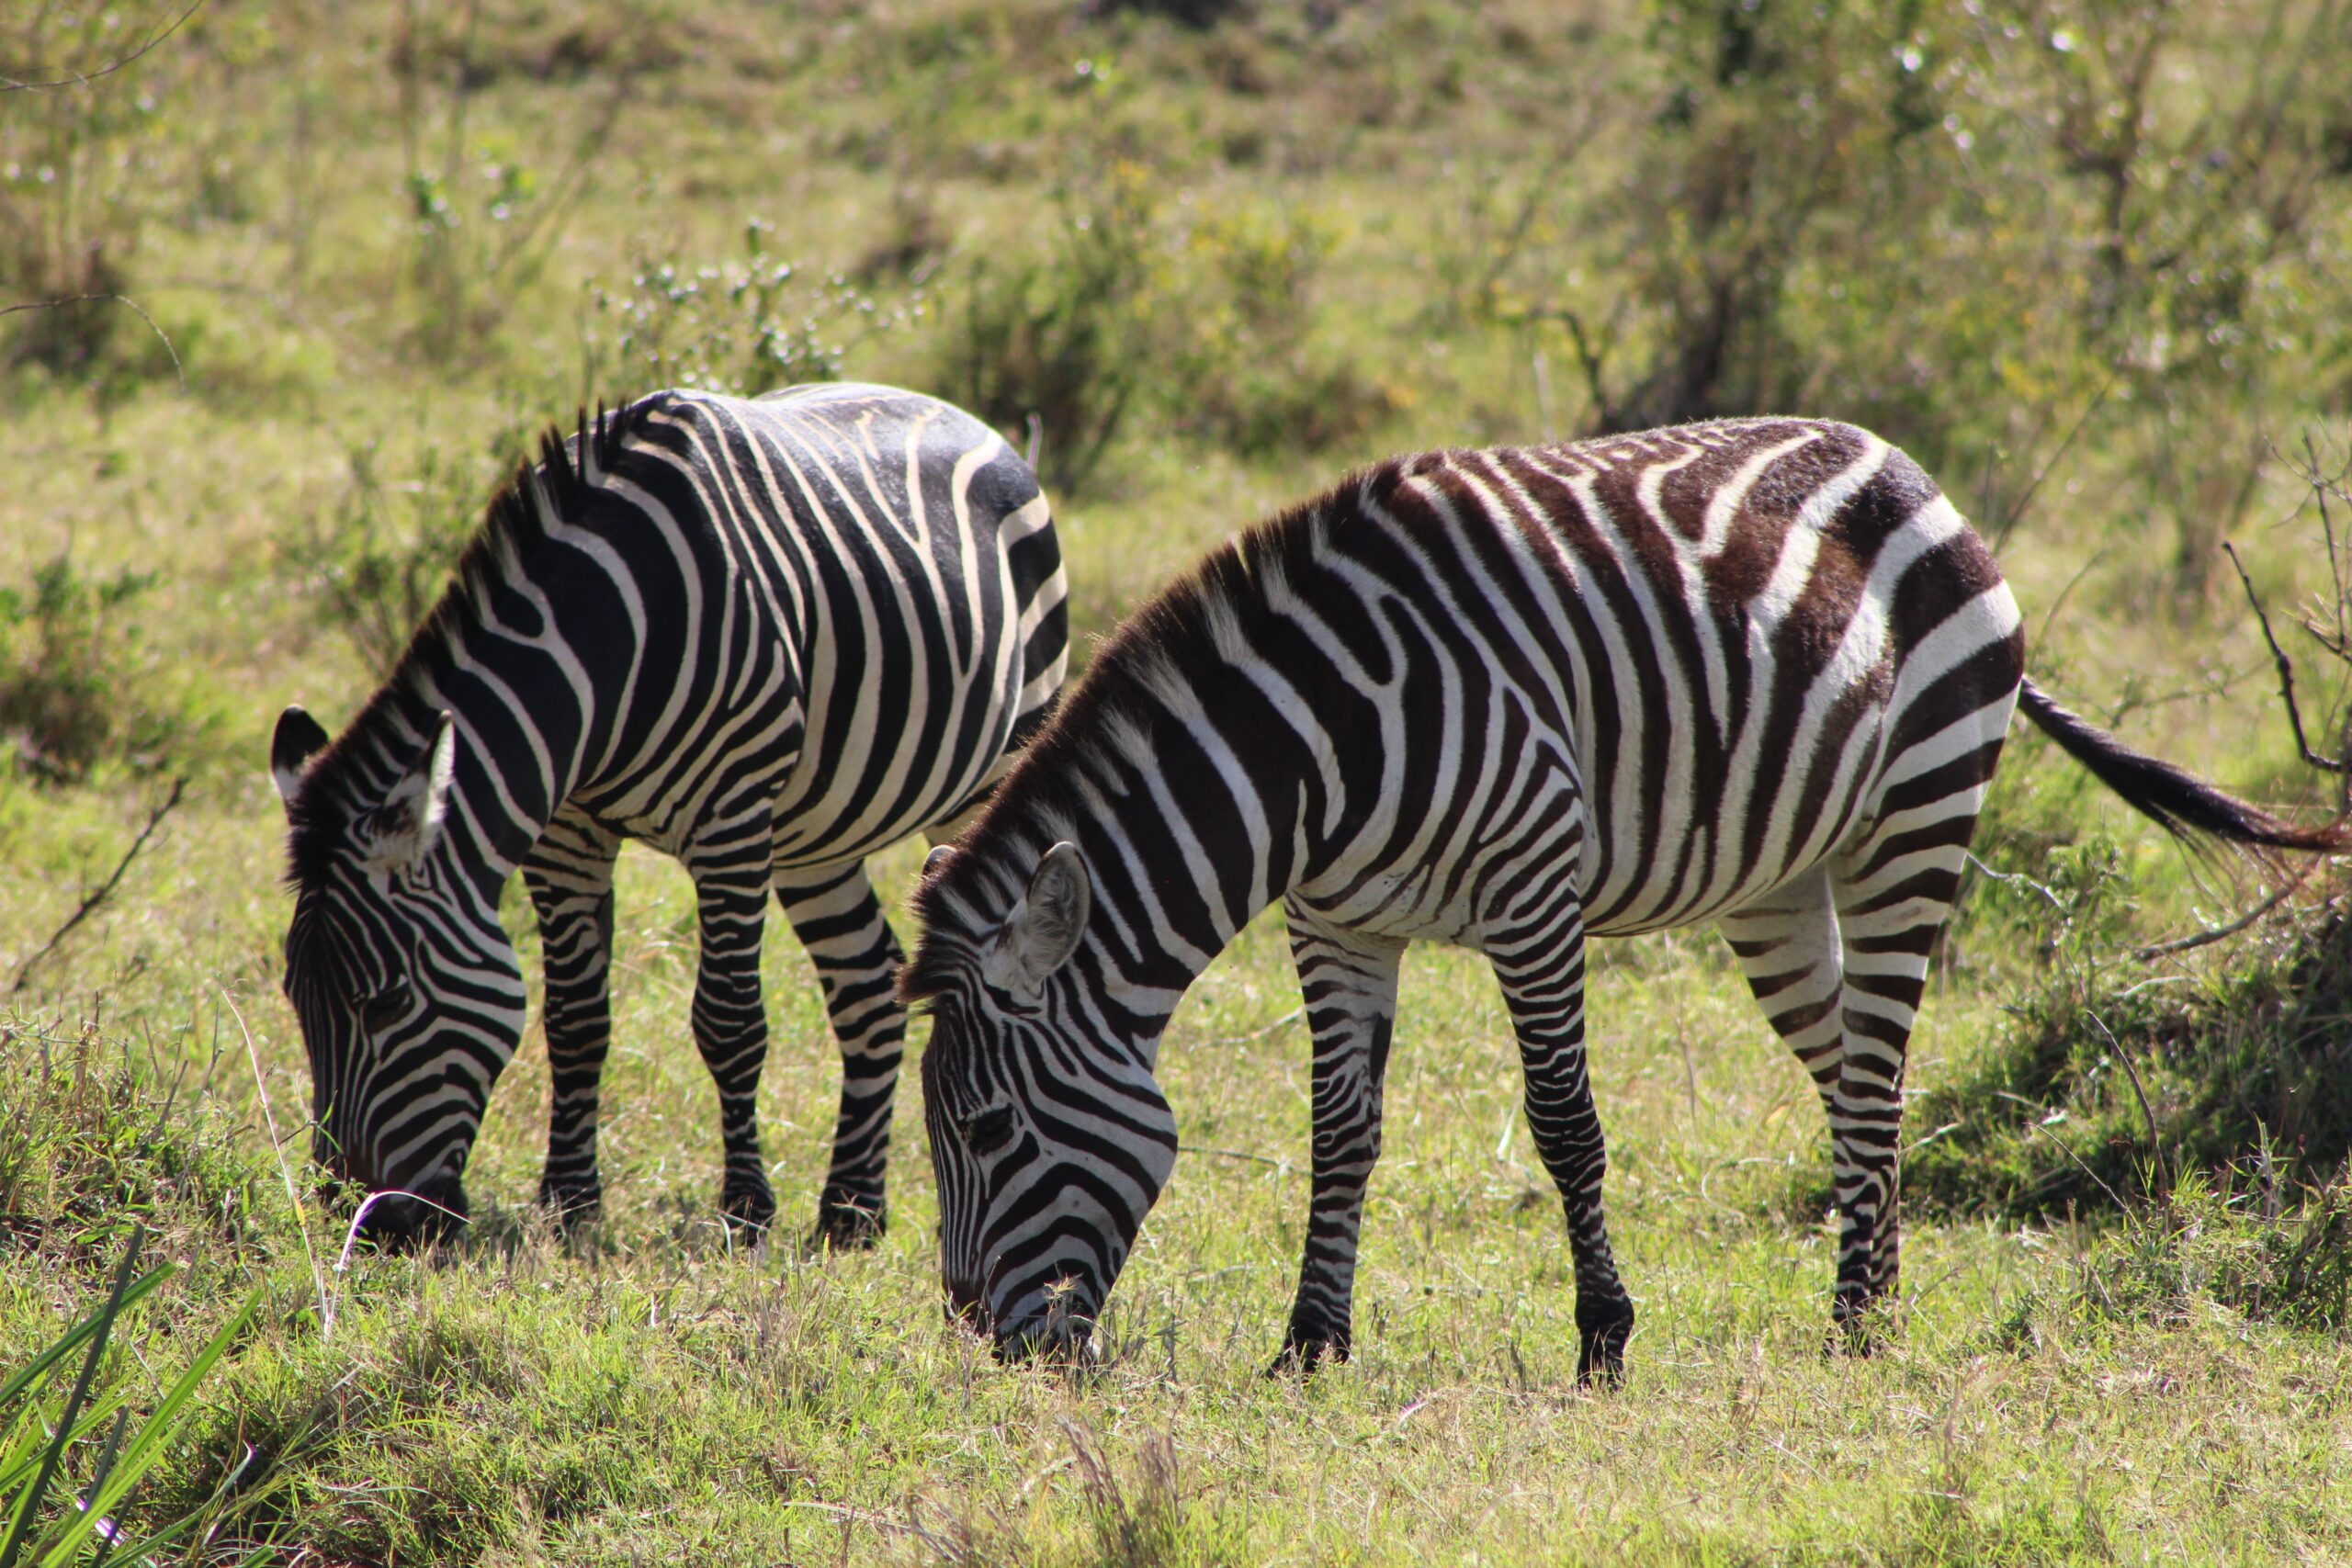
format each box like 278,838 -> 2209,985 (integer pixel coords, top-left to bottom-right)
904,417 -> 2338,1381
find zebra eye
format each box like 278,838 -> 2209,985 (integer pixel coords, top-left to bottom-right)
359,980 -> 412,1034
965,1106 -> 1016,1157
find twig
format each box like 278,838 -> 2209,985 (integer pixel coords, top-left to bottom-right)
0,0 -> 209,92
1963,851 -> 2063,910
0,295 -> 185,389
2083,1011 -> 2167,1194
1989,370 -> 2117,549
220,987 -> 334,1342
1178,1145 -> 1295,1174
2223,539 -> 2346,773
2022,1113 -> 2130,1213
2132,870 -> 2311,959
10,778 -> 186,995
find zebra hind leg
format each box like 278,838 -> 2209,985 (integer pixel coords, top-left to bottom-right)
1823,822 -> 1973,1351
522,813 -> 622,1232
1489,897 -> 1631,1386
690,854 -> 779,1235
1720,871 -> 1873,1348
775,859 -> 905,1251
1271,902 -> 1406,1375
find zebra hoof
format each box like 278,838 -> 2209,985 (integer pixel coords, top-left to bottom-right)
813,1195 -> 887,1251
537,1179 -> 603,1233
1267,1329 -> 1347,1377
1827,1296 -> 1896,1358
719,1182 -> 776,1237
1575,1304 -> 1633,1389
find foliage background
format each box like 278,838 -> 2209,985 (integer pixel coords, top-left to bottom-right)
3,1 -> 2351,1562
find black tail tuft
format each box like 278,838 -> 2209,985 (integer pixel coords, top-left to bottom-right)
2017,675 -> 2348,855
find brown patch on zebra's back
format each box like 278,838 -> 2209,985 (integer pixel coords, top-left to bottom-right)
1744,422 -> 1875,523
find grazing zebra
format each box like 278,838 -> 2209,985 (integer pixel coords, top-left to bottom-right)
905,418 -> 2339,1381
271,384 -> 1068,1247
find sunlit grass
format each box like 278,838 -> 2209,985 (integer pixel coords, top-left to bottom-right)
5,0 -> 2350,1562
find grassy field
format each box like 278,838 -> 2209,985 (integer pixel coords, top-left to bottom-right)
5,1 -> 2352,1562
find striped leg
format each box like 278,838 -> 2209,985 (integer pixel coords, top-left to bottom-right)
775,859 -> 905,1249
1823,808 -> 1978,1343
1718,867 -> 1846,1118
1272,902 -> 1406,1373
521,810 -> 622,1226
1490,895 -> 1631,1384
690,849 -> 778,1233
1722,873 -> 1878,1345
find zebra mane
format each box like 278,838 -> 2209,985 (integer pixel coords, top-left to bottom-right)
283,397 -> 650,888
902,456 -> 1432,1002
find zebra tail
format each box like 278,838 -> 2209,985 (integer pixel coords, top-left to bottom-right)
2017,674 -> 2349,854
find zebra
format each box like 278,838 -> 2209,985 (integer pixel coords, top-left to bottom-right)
270,383 -> 1068,1248
904,417 -> 2339,1382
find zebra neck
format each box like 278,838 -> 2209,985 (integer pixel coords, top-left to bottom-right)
1052,693 -> 1321,1060
365,622 -> 599,897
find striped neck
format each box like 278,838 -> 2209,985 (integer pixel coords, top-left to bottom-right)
290,426 -> 627,900
913,506 -> 1345,1051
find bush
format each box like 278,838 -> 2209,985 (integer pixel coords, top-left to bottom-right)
1996,1173 -> 2352,1345
285,412 -> 537,679
1906,869 -> 2352,1222
937,168 -> 1164,496
588,219 -> 913,398
0,558 -> 197,785
0,6 -> 188,388
936,166 -> 1389,494
387,3 -> 626,366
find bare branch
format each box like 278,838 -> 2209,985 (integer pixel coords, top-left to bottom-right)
1989,372 -> 2117,550
10,778 -> 187,995
0,294 -> 186,389
0,0 -> 209,93
2223,539 -> 2346,773
2132,873 -> 2308,959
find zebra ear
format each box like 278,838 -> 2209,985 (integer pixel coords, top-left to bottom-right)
987,841 -> 1091,993
352,713 -> 458,873
271,705 -> 331,809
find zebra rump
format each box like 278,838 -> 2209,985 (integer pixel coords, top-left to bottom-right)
903,416 -> 2340,1381
274,384 -> 1067,1247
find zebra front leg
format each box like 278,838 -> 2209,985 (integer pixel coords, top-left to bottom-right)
775,859 -> 904,1250
691,858 -> 779,1235
1272,904 -> 1405,1374
1490,899 -> 1632,1386
522,813 -> 621,1229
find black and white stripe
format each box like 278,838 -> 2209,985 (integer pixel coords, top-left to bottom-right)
905,418 -> 2336,1379
273,384 -> 1068,1246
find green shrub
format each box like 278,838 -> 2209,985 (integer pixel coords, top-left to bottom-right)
0,6 -> 189,388
588,219 -> 912,398
1995,1172 -> 2352,1346
937,168 -> 1164,496
0,559 -> 196,786
286,412 -> 537,678
1907,873 -> 2352,1221
388,2 -> 623,366
937,167 -> 1387,494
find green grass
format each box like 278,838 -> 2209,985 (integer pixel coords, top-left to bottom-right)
4,0 -> 2351,1562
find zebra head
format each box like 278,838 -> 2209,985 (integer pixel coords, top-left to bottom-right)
271,705 -> 526,1248
914,842 -> 1179,1361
